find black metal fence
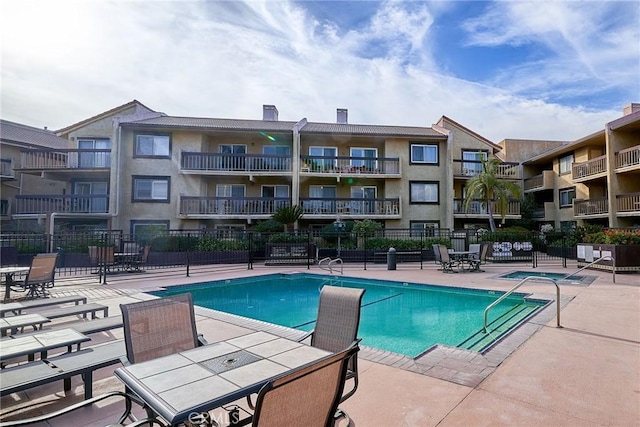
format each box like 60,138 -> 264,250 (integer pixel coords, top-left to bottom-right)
0,228 -> 583,280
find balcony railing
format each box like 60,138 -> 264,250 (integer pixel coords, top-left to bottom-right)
453,199 -> 521,216
452,160 -> 520,179
180,153 -> 291,173
20,149 -> 111,170
300,156 -> 400,176
616,192 -> 640,213
615,145 -> 640,169
15,195 -> 109,214
179,196 -> 290,216
573,197 -> 608,216
572,155 -> 606,180
300,197 -> 400,217
0,158 -> 13,179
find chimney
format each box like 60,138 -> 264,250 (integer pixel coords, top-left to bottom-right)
337,108 -> 348,124
263,105 -> 278,121
623,103 -> 640,116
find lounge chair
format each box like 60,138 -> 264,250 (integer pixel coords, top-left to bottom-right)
120,293 -> 207,365
437,244 -> 458,273
19,253 -> 59,299
251,344 -> 359,427
301,285 -> 365,406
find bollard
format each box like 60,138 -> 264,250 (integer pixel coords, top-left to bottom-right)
387,247 -> 397,270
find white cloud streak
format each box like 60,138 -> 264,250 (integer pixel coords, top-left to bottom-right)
0,0 -> 634,142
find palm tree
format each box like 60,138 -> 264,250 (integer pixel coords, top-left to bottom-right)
272,205 -> 304,232
463,156 -> 522,232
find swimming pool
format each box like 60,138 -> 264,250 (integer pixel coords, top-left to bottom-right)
498,270 -> 595,285
153,273 -> 547,357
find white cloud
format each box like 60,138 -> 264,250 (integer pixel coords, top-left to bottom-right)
0,0 -> 633,142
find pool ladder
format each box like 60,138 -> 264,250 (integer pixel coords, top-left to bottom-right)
318,257 -> 344,275
482,255 -> 614,333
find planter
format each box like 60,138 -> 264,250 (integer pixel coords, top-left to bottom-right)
576,244 -> 640,272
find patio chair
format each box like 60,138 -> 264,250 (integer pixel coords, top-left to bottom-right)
120,293 -> 207,365
437,245 -> 457,273
0,390 -> 165,427
433,244 -> 442,269
301,285 -> 365,405
19,253 -> 59,299
129,245 -> 151,272
250,343 -> 359,427
468,243 -> 489,272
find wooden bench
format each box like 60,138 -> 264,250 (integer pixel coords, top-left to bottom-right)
0,340 -> 125,399
0,295 -> 88,317
37,303 -> 109,320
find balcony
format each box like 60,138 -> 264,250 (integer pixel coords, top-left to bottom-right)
453,199 -> 521,218
18,149 -> 111,179
524,170 -> 554,192
616,192 -> 640,216
300,156 -> 400,178
573,197 -> 608,217
572,155 -> 607,182
179,196 -> 290,218
453,160 -> 520,179
180,153 -> 291,176
615,145 -> 640,172
14,195 -> 109,214
300,197 -> 401,219
1,158 -> 14,180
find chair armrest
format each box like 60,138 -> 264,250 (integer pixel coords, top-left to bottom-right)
297,330 -> 314,344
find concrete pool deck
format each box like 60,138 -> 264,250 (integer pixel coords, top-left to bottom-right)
1,261 -> 638,426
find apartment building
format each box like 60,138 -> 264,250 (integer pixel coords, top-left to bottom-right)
3,101 -> 638,234
0,120 -> 67,229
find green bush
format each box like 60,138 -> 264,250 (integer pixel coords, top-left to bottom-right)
197,237 -> 249,251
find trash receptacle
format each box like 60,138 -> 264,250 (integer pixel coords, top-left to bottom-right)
387,247 -> 396,270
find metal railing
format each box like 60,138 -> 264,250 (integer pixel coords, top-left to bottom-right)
180,152 -> 292,173
615,145 -> 640,169
300,155 -> 400,175
15,195 -> 109,214
19,149 -> 111,170
572,155 -> 607,180
318,257 -> 344,275
483,276 -> 561,333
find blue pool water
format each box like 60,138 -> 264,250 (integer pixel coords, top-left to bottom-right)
153,273 -> 546,357
500,271 -> 584,281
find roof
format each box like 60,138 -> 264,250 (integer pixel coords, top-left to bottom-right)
122,115 -> 446,138
300,122 -> 446,138
522,129 -> 605,164
608,108 -> 640,131
0,119 -> 68,149
436,115 -> 501,149
56,100 -> 157,135
122,116 -> 299,132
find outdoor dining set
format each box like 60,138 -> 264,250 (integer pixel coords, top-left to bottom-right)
0,285 -> 366,426
433,243 -> 489,273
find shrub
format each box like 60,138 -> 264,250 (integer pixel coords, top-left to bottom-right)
582,229 -> 640,245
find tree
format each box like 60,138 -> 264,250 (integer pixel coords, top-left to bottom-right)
463,156 -> 522,232
272,205 -> 304,232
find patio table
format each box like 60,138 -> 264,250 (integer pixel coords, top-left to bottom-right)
114,331 -> 330,426
0,266 -> 30,302
0,313 -> 51,337
0,328 -> 90,364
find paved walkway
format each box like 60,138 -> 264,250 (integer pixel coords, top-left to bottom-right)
1,261 -> 638,426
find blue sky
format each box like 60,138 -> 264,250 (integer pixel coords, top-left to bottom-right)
1,0 -> 638,141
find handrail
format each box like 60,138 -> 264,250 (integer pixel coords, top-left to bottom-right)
483,276 -> 561,333
565,255 -> 615,283
318,257 -> 344,275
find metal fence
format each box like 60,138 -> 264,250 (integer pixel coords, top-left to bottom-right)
0,228 -> 586,281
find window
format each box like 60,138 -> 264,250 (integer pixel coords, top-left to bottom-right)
559,154 -> 574,175
351,186 -> 377,214
0,199 -> 8,216
350,148 -> 377,171
410,221 -> 440,237
78,139 -> 110,167
262,145 -> 290,170
262,185 -> 289,198
309,146 -> 337,171
73,181 -> 108,212
559,187 -> 575,208
462,150 -> 487,176
560,221 -> 577,232
131,220 -> 169,238
410,144 -> 438,164
219,144 -> 246,170
309,185 -> 336,213
135,134 -> 171,157
133,176 -> 170,202
410,181 -> 439,203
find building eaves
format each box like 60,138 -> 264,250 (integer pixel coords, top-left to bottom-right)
608,109 -> 640,130
300,122 -> 446,138
437,115 -> 500,149
523,129 -> 605,164
55,99 -> 156,135
0,119 -> 68,149
121,116 -> 298,132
